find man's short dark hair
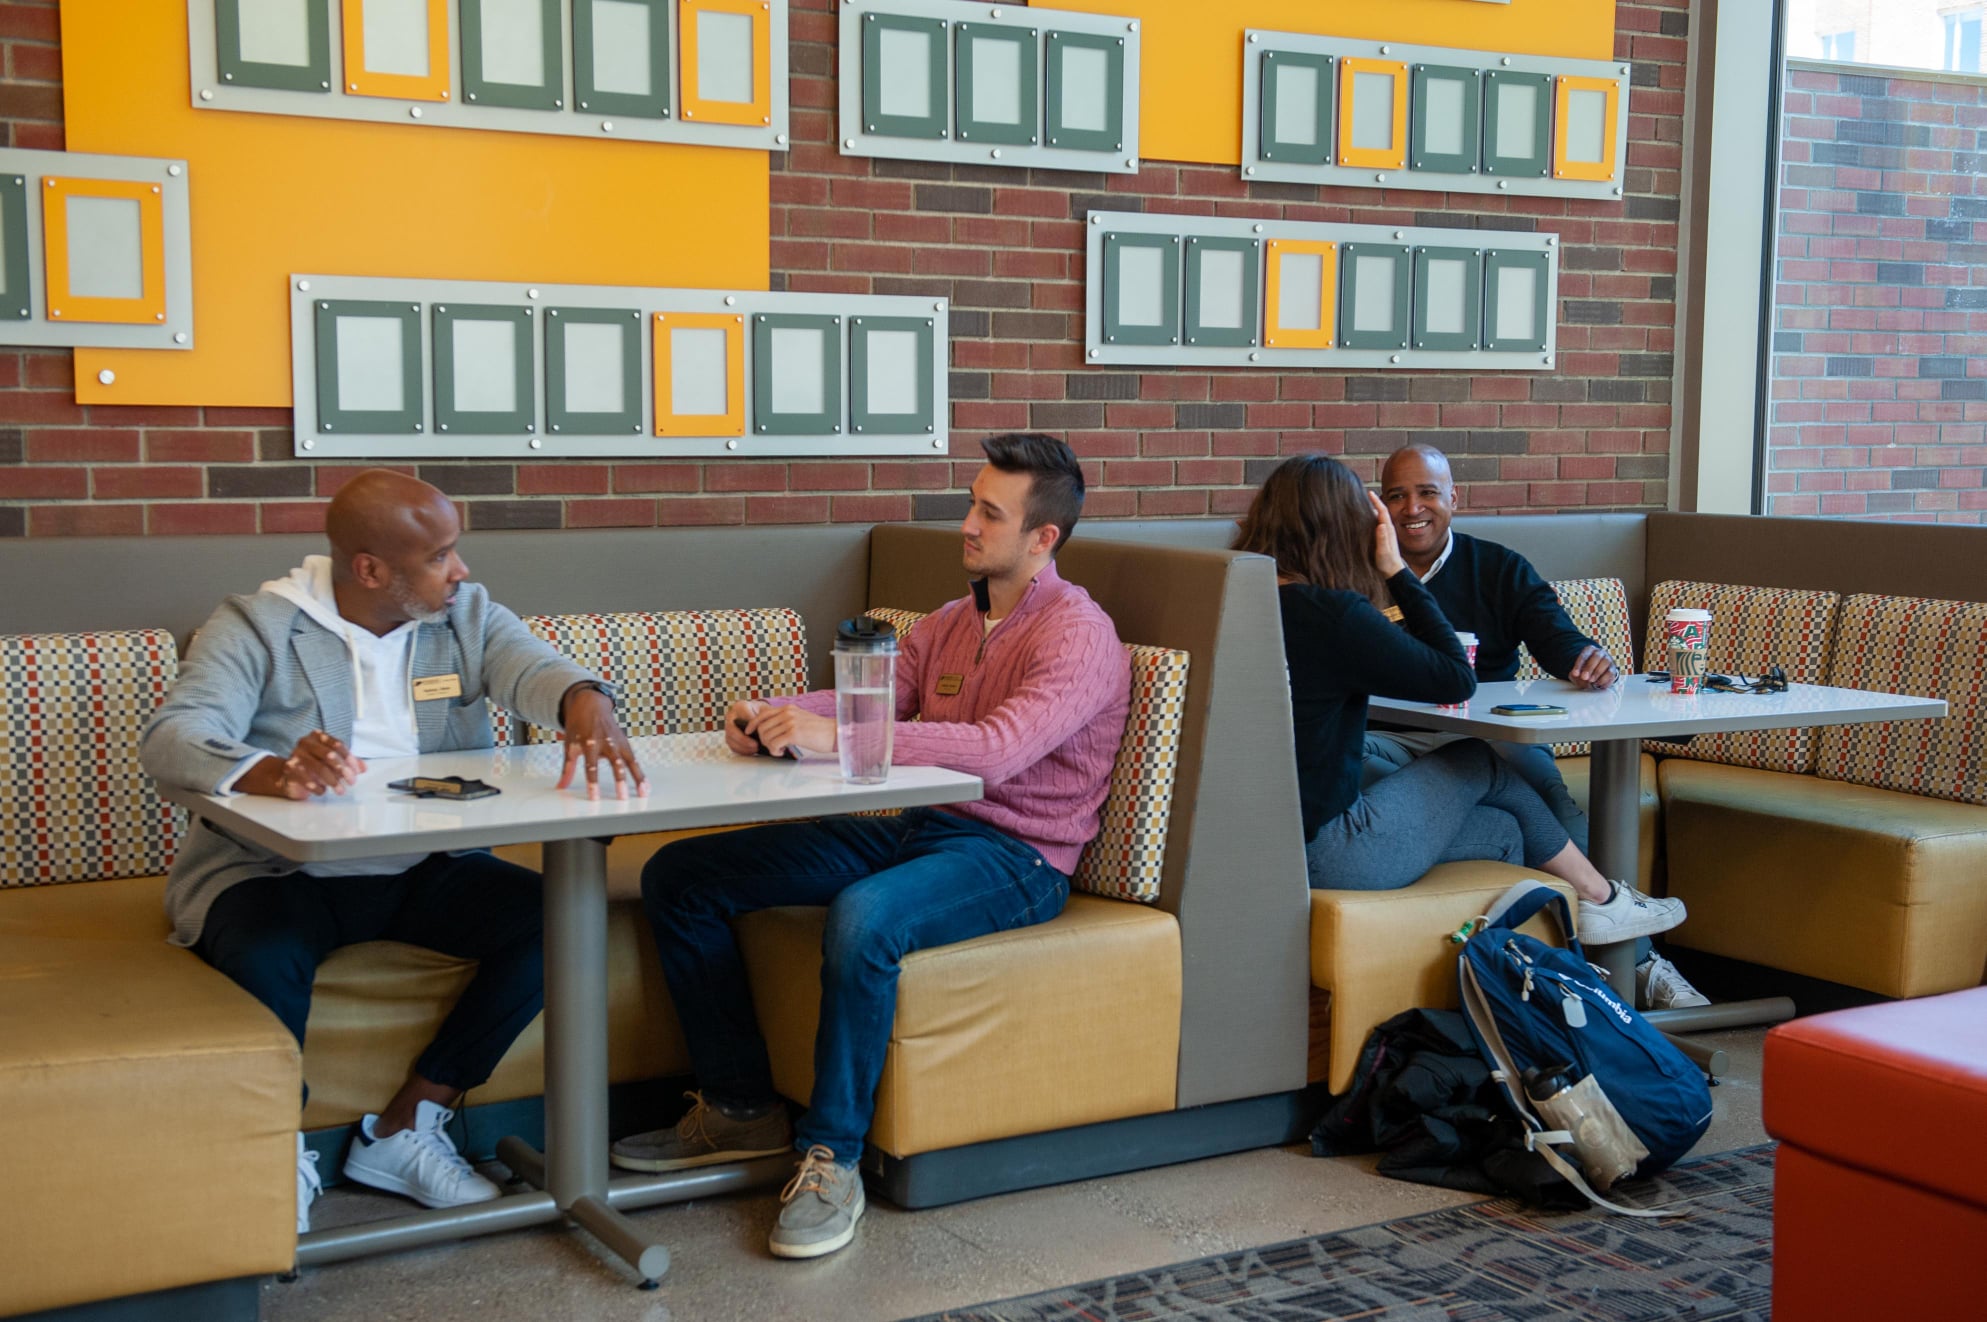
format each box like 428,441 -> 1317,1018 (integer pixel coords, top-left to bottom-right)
980,432 -> 1085,554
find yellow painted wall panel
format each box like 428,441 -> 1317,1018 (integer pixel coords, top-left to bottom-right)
60,0 -> 768,408
1027,0 -> 1615,167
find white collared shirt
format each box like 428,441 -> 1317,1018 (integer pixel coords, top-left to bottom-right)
1417,530 -> 1457,583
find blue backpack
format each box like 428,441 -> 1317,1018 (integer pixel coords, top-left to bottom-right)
1457,880 -> 1713,1214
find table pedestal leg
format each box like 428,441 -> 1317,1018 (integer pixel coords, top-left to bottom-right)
539,837 -> 671,1285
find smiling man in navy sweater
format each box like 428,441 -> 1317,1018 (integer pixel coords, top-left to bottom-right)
1362,443 -> 1709,1012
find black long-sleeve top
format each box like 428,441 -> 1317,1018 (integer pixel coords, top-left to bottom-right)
1280,569 -> 1476,840
1423,533 -> 1598,681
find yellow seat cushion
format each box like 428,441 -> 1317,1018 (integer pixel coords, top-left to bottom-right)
0,872 -> 688,1131
1661,759 -> 1987,998
1557,751 -> 1661,890
1310,862 -> 1578,1094
0,926 -> 297,1315
735,893 -> 1181,1158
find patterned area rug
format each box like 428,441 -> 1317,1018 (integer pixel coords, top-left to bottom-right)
911,1144 -> 1775,1322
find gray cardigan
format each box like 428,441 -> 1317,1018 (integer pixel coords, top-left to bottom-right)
142,581 -> 592,946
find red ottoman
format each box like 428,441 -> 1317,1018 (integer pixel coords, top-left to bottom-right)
1763,988 -> 1987,1320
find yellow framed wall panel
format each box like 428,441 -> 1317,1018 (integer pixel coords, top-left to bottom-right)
61,0 -> 768,408
1335,57 -> 1406,170
1553,72 -> 1620,181
39,177 -> 168,326
652,310 -> 745,436
1026,0 -> 1614,165
340,0 -> 453,102
680,0 -> 774,127
1262,238 -> 1335,349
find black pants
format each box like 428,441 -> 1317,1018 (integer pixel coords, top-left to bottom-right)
195,852 -> 545,1101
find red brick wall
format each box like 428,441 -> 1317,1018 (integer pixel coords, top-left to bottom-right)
1768,64 -> 1987,524
0,0 -> 1688,537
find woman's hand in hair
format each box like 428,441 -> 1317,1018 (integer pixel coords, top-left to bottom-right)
1367,492 -> 1407,578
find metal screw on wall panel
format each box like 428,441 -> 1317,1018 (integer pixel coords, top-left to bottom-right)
551,310 -> 559,317
602,121 -> 615,132
1248,32 -> 1258,43
439,423 -> 448,431
169,165 -> 182,176
1501,57 -> 1511,66
321,422 -> 330,430
1128,20 -> 1137,30
1252,350 -> 1261,358
726,438 -> 739,450
580,102 -> 588,110
845,139 -> 855,148
155,312 -> 165,321
933,438 -> 945,448
528,289 -> 539,298
320,302 -> 329,310
1089,347 -> 1100,357
1391,354 -> 1401,363
438,305 -> 447,313
527,423 -> 535,432
410,107 -> 423,118
530,438 -> 542,449
1498,180 -> 1509,189
303,439 -> 316,450
833,425 -> 840,433
1544,356 -> 1553,365
632,424 -> 640,432
1376,173 -> 1386,182
174,332 -> 188,344
200,88 -> 214,100
298,280 -> 311,291
414,423 -> 423,432
776,134 -> 787,145
553,424 -> 561,431
98,369 -> 114,385
555,100 -> 563,108
441,90 -> 449,100
468,93 -> 477,101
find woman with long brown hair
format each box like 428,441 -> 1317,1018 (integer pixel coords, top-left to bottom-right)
1236,455 -> 1683,943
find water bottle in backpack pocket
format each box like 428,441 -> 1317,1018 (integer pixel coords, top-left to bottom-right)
1457,880 -> 1714,1215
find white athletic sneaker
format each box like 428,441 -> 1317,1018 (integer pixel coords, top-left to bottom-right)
342,1099 -> 500,1209
1577,881 -> 1687,945
296,1132 -> 322,1235
1637,953 -> 1712,1010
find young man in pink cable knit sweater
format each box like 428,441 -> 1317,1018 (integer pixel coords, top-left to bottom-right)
614,433 -> 1130,1259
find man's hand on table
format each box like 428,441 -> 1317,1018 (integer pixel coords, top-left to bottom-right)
729,698 -> 838,759
556,686 -> 649,800
1567,645 -> 1619,690
240,730 -> 367,799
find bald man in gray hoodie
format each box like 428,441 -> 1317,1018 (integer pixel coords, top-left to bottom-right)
142,470 -> 643,1232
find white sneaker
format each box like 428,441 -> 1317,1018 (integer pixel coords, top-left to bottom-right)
342,1099 -> 500,1209
1577,881 -> 1687,945
297,1132 -> 321,1235
1637,953 -> 1712,1010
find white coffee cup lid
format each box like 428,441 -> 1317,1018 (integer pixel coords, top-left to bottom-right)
1455,632 -> 1478,646
1666,608 -> 1712,622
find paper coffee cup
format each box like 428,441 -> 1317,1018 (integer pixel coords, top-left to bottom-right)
1439,632 -> 1480,709
1664,608 -> 1712,695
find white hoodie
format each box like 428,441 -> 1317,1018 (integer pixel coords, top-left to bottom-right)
246,556 -> 427,877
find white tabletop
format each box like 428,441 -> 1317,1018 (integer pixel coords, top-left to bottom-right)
159,731 -> 985,863
1370,676 -> 1948,745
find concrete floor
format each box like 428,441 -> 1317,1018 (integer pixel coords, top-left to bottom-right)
267,1025 -> 1769,1322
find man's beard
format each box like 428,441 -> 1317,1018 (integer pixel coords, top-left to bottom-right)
387,577 -> 449,625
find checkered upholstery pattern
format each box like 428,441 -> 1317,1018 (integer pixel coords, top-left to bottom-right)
1641,580 -> 1841,773
1515,577 -> 1635,757
515,609 -> 809,742
0,630 -> 185,886
860,608 -> 929,642
1816,593 -> 1987,806
864,607 -> 1190,905
1071,644 -> 1191,904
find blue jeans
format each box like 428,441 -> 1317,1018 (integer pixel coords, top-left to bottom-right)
195,852 -> 546,1105
1308,738 -> 1572,890
640,807 -> 1068,1164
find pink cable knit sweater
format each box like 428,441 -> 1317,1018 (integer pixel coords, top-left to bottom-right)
779,560 -> 1130,874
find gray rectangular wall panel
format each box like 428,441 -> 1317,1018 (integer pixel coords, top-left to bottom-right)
1084,210 -> 1557,371
187,0 -> 789,151
462,0 -> 562,110
1240,30 -> 1628,200
292,275 -> 949,457
217,0 -> 332,92
0,147 -> 194,351
839,0 -> 1140,174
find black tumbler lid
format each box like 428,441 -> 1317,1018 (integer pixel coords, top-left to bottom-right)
836,616 -> 898,652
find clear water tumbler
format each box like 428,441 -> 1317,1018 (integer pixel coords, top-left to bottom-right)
833,617 -> 898,784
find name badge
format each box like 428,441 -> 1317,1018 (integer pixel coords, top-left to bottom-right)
935,673 -> 964,696
412,673 -> 463,701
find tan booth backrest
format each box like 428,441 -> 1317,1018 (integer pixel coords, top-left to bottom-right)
1648,512 -> 1987,606
866,524 -> 1310,1109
